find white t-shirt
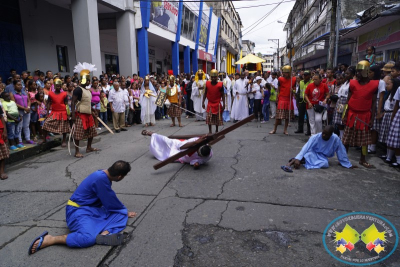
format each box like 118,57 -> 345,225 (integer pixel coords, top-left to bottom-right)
102,84 -> 110,94
252,84 -> 262,99
377,80 -> 386,99
338,81 -> 350,98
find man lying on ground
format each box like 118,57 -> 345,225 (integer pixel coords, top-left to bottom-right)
281,125 -> 354,172
142,130 -> 212,169
29,160 -> 137,255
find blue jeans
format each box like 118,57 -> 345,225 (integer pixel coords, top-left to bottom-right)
262,103 -> 270,121
18,110 -> 31,142
248,98 -> 254,114
99,111 -> 107,124
6,121 -> 22,140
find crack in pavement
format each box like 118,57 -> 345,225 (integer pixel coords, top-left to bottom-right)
0,225 -> 34,250
217,201 -> 230,226
216,140 -> 242,199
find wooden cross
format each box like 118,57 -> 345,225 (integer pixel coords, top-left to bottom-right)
153,114 -> 255,170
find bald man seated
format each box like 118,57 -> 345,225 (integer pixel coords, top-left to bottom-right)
282,126 -> 354,172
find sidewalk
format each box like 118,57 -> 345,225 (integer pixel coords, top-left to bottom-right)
7,127 -> 110,165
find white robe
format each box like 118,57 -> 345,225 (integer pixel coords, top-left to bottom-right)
149,134 -> 212,165
139,86 -> 157,124
223,78 -> 232,112
231,79 -> 249,121
191,80 -> 206,119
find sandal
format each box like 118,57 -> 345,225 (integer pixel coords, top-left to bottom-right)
269,130 -> 276,134
86,148 -> 101,153
75,153 -> 84,158
359,161 -> 375,169
281,165 -> 293,173
170,124 -> 176,127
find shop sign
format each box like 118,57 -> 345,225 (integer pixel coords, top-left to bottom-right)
358,20 -> 400,52
198,50 -> 215,62
150,1 -> 179,33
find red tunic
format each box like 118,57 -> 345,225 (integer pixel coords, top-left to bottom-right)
49,91 -> 68,120
346,80 -> 379,130
277,77 -> 296,110
205,81 -> 223,114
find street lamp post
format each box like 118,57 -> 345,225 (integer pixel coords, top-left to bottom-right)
268,39 -> 279,70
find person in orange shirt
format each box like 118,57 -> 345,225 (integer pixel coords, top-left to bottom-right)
270,65 -> 296,135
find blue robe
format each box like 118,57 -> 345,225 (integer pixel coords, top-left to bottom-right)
65,170 -> 128,248
295,133 -> 352,169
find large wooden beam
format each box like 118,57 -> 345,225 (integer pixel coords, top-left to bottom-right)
153,114 -> 255,170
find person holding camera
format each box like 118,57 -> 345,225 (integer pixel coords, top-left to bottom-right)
304,74 -> 329,135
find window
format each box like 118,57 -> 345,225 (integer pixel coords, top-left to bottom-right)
56,45 -> 69,72
181,5 -> 197,41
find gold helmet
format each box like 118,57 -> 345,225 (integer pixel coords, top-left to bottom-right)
281,65 -> 292,73
210,69 -> 218,77
73,62 -> 97,85
169,75 -> 175,82
145,75 -> 150,81
54,78 -> 62,85
356,60 -> 370,78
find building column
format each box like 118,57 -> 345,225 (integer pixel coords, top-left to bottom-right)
71,0 -> 102,76
171,42 -> 179,75
137,0 -> 151,77
184,45 -> 191,73
193,0 -> 203,73
116,11 -> 138,77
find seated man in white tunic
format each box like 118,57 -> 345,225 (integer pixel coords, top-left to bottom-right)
142,130 -> 213,169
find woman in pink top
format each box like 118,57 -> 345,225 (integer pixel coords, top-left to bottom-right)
91,77 -> 101,129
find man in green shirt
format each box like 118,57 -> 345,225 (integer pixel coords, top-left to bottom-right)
295,71 -> 312,135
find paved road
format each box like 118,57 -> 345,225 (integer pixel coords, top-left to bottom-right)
0,117 -> 399,266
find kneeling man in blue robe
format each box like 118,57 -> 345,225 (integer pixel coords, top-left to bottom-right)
283,126 -> 353,171
29,160 -> 137,255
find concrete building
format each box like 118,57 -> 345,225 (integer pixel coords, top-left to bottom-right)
283,0 -> 389,70
208,1 -> 242,74
0,0 -> 221,81
242,40 -> 255,56
262,54 -> 274,72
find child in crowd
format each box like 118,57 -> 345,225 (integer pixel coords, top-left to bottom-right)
261,83 -> 271,123
99,91 -> 108,125
159,80 -> 168,119
0,100 -> 9,180
35,92 -> 47,140
27,80 -> 39,141
1,92 -> 22,150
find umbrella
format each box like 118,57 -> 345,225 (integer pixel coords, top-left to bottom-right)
235,54 -> 266,64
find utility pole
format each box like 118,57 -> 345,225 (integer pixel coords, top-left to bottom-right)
268,39 -> 280,69
327,0 -> 337,69
334,0 -> 341,67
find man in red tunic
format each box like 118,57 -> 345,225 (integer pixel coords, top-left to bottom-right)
342,60 -> 379,168
270,65 -> 296,135
202,69 -> 225,134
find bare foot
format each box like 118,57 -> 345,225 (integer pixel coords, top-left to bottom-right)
283,132 -> 289,135
150,123 -> 155,126
170,124 -> 175,127
179,124 -> 183,127
0,173 -> 8,180
31,235 -> 51,255
144,124 -> 148,127
269,130 -> 276,134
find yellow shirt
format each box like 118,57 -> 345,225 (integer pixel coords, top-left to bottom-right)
100,98 -> 108,112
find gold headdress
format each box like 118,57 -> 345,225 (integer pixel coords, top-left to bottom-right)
356,60 -> 370,78
195,69 -> 205,83
54,78 -> 62,85
281,65 -> 292,73
169,75 -> 175,82
73,62 -> 97,84
210,69 -> 219,77
145,75 -> 150,81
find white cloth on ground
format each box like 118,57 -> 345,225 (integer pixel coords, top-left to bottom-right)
149,134 -> 212,165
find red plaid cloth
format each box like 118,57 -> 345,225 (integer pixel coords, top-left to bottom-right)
206,112 -> 223,126
42,114 -> 71,134
167,104 -> 182,118
0,142 -> 9,160
342,126 -> 372,147
275,109 -> 294,120
73,115 -> 97,141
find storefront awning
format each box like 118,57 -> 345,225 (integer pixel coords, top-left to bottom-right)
342,15 -> 400,38
302,26 -> 358,48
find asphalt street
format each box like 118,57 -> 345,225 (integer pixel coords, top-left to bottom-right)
0,117 -> 399,267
